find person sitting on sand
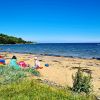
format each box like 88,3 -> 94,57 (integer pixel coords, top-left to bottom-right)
32,57 -> 43,69
9,56 -> 20,70
0,56 -> 5,65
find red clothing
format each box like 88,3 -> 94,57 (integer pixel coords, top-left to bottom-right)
18,61 -> 27,68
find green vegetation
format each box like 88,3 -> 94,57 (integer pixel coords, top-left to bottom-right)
0,33 -> 33,44
0,65 -> 40,85
72,67 -> 92,94
0,79 -> 95,100
0,65 -> 95,100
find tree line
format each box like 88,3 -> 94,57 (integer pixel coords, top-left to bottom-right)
0,33 -> 33,44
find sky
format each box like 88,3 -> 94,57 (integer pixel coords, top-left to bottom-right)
0,0 -> 100,43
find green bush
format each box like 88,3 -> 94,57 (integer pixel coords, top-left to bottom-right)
72,67 -> 92,94
0,66 -> 26,85
30,69 -> 40,76
0,65 -> 40,85
25,68 -> 40,76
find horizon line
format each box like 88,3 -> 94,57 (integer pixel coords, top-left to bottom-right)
38,42 -> 100,43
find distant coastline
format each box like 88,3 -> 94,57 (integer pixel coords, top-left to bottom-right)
0,33 -> 35,44
0,42 -> 37,45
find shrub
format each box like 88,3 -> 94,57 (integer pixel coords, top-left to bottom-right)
26,68 -> 40,76
0,65 -> 40,85
72,67 -> 92,94
0,66 -> 26,85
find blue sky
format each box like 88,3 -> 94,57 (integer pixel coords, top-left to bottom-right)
0,0 -> 100,43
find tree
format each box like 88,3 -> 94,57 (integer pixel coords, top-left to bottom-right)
0,33 -> 33,44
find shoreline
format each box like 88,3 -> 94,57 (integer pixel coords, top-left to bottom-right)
0,51 -> 100,60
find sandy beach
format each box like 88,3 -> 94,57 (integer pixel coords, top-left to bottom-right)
0,52 -> 100,96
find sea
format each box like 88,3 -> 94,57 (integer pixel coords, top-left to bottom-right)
0,43 -> 100,59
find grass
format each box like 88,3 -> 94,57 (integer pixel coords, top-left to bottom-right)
0,79 -> 95,100
0,65 -> 96,100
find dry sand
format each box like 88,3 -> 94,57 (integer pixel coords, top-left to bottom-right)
0,52 -> 100,95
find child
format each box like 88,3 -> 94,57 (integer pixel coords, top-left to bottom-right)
32,57 -> 43,69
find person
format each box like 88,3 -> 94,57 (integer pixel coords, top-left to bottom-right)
9,56 -> 20,70
0,56 -> 5,65
33,57 -> 43,69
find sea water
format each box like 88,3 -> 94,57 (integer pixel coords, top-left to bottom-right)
0,43 -> 100,58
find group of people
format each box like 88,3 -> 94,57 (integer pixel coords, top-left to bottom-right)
0,55 -> 41,70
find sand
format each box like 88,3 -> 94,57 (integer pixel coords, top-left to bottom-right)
0,52 -> 100,95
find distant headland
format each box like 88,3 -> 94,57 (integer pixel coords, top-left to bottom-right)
0,33 -> 34,44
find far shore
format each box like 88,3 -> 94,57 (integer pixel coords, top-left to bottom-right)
0,52 -> 100,96
0,43 -> 36,45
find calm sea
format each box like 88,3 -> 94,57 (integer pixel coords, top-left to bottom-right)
0,43 -> 100,58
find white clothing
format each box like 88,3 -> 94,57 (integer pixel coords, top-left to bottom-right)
34,60 -> 40,68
